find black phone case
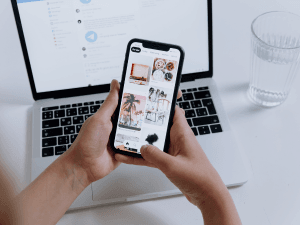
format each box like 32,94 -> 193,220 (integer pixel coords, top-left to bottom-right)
110,38 -> 185,158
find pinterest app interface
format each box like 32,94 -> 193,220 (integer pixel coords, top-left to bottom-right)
114,42 -> 181,153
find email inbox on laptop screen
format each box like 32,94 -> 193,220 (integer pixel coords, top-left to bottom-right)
17,0 -> 209,93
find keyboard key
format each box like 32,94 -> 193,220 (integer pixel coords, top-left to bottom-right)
58,135 -> 69,145
183,93 -> 194,101
60,105 -> 66,109
202,99 -> 217,115
42,106 -> 59,112
42,111 -> 53,120
90,105 -> 100,113
55,145 -> 67,155
42,127 -> 63,138
192,88 -> 197,91
194,91 -> 211,99
85,114 -> 93,120
187,89 -> 193,92
100,100 -> 104,104
181,89 -> 187,93
42,137 -> 57,147
66,105 -> 71,108
196,108 -> 208,116
42,119 -> 59,129
73,116 -> 84,124
210,124 -> 223,133
61,117 -> 72,126
185,109 -> 196,118
66,108 -> 77,116
177,97 -> 183,102
72,104 -> 77,107
70,134 -> 78,143
198,126 -> 211,135
78,107 -> 89,115
192,116 -> 219,126
64,126 -> 75,135
83,102 -> 95,105
95,101 -> 101,104
192,128 -> 198,136
54,110 -> 65,118
180,102 -> 191,110
68,144 -> 72,149
77,103 -> 83,106
42,147 -> 54,157
76,125 -> 82,133
187,119 -> 193,127
191,100 -> 202,108
198,87 -> 209,90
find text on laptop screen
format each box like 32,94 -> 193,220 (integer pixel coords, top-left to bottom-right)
17,0 -> 209,93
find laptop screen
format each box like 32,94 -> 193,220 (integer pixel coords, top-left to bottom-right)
16,0 -> 209,93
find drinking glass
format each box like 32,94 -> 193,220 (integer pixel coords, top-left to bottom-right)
248,11 -> 300,107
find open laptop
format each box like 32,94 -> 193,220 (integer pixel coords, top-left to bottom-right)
11,0 -> 248,210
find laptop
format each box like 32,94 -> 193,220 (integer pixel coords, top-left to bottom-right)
11,0 -> 248,210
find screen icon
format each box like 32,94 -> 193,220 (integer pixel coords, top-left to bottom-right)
131,47 -> 141,53
80,0 -> 91,4
85,31 -> 97,43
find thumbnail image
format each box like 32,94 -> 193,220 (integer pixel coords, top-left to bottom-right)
144,86 -> 173,126
126,54 -> 153,86
115,133 -> 139,152
151,58 -> 178,83
140,128 -> 166,151
118,93 -> 147,131
129,63 -> 151,86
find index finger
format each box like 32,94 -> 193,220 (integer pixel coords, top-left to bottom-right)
177,89 -> 182,99
115,154 -> 156,168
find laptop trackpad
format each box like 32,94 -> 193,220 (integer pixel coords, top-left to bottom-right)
92,164 -> 178,202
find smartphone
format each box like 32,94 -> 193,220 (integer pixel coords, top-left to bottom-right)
111,39 -> 185,157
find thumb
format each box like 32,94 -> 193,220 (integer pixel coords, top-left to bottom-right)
140,145 -> 176,174
96,79 -> 119,118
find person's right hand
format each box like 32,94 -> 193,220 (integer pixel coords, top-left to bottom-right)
115,106 -> 223,205
115,106 -> 242,224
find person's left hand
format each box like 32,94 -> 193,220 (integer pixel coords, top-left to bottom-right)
64,79 -> 182,187
65,79 -> 121,185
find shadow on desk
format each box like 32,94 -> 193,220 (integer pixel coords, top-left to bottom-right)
219,82 -> 272,122
63,195 -> 185,225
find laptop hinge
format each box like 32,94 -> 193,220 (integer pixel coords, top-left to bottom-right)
53,92 -> 93,100
181,76 -> 196,83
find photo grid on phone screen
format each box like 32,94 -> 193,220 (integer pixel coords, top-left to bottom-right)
114,45 -> 180,153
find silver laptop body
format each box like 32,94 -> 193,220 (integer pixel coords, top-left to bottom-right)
12,0 -> 247,210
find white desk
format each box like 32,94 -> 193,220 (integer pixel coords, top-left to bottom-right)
1,0 -> 300,224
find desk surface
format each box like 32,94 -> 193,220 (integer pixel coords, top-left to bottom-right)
1,0 -> 300,224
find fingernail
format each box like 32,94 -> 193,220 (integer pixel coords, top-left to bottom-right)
180,108 -> 185,114
140,145 -> 149,153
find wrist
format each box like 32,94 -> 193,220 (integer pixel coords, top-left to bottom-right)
60,148 -> 92,193
196,181 -> 230,210
195,177 -> 241,224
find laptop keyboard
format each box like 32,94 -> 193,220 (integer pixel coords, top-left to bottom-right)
177,86 -> 223,136
41,100 -> 104,157
41,87 -> 221,157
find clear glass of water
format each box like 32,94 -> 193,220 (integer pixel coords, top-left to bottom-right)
248,11 -> 300,107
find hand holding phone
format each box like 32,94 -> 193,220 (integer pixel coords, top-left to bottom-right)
111,39 -> 185,157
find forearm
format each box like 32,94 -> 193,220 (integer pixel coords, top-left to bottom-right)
197,177 -> 242,225
17,149 -> 91,225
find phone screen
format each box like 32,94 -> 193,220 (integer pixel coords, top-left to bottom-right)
114,41 -> 181,154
